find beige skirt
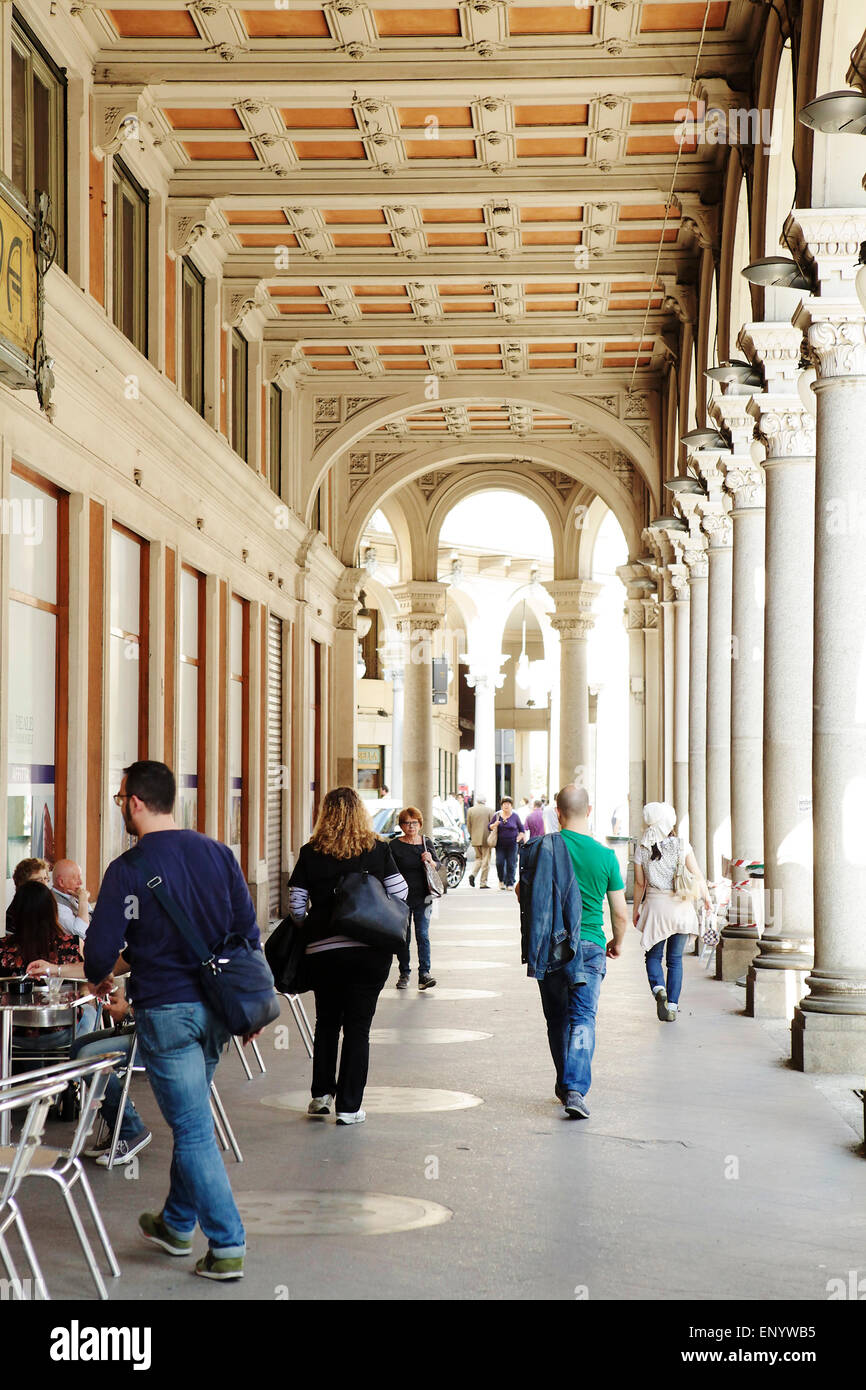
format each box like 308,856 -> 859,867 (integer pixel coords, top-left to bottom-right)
638,886 -> 698,951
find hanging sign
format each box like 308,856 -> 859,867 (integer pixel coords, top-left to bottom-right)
0,173 -> 55,412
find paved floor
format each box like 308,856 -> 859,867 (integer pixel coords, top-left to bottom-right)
13,879 -> 866,1302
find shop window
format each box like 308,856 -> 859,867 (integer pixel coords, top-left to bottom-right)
179,566 -> 206,831
108,525 -> 149,859
112,158 -> 148,354
6,468 -> 68,878
181,256 -> 205,416
230,329 -> 248,462
228,595 -> 249,870
11,10 -> 66,268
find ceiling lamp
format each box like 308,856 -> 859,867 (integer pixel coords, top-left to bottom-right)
664,476 -> 706,495
798,90 -> 866,135
741,256 -> 812,292
649,516 -> 688,531
681,427 -> 727,448
705,360 -> 763,388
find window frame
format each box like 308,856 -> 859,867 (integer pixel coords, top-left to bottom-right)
11,9 -> 67,269
268,382 -> 282,495
230,328 -> 249,462
111,155 -> 149,355
181,255 -> 205,416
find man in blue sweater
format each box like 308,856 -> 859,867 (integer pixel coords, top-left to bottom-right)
85,759 -> 259,1282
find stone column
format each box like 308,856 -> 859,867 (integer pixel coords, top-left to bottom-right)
670,567 -> 690,834
393,582 -> 447,829
742,325 -> 816,1019
785,207 -> 866,1069
465,663 -> 505,805
698,504 -> 733,891
385,667 -> 404,802
545,580 -> 600,789
683,540 -> 709,875
616,565 -> 649,882
642,595 -> 661,802
333,568 -> 365,791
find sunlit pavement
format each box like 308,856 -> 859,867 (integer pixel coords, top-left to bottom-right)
17,880 -> 866,1301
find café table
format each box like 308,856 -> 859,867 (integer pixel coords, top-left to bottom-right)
0,979 -> 99,1144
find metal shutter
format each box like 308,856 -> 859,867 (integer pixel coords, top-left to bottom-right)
267,614 -> 283,921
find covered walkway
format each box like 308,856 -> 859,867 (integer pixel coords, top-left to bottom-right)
16,881 -> 866,1303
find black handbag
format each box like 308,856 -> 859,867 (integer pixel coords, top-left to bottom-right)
264,914 -> 312,995
330,871 -> 410,952
133,848 -> 281,1037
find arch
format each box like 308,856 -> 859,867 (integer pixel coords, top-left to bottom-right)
303,383 -> 659,517
422,472 -> 566,581
576,496 -> 611,578
337,439 -> 643,575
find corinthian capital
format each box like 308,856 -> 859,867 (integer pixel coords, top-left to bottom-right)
698,502 -> 733,548
746,394 -> 815,461
800,305 -> 866,381
545,578 -> 600,639
682,540 -> 709,579
724,460 -> 765,510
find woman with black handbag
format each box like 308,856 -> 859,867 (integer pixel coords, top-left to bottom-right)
287,787 -> 409,1125
390,806 -> 443,992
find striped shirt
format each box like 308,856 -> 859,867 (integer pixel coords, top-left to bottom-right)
288,839 -> 408,955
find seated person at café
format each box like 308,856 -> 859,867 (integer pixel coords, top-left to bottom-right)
73,978 -> 152,1167
0,882 -> 115,1048
51,859 -> 92,941
5,857 -> 51,935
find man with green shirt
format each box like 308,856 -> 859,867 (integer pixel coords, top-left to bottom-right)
539,783 -> 629,1118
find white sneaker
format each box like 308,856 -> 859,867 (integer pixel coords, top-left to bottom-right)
93,1132 -> 152,1166
335,1109 -> 366,1125
307,1095 -> 334,1117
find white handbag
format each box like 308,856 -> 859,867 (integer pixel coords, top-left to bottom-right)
673,841 -> 700,901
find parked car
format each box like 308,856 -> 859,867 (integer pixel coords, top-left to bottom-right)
369,802 -> 467,889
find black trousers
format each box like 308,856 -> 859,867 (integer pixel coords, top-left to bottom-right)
307,946 -> 392,1113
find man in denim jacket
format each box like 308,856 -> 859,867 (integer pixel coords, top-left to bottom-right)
518,783 -> 629,1119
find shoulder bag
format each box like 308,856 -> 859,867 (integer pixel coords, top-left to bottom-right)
264,914 -> 312,995
487,818 -> 499,848
330,870 -> 410,952
423,837 -> 446,898
133,847 -> 281,1037
673,839 -> 701,901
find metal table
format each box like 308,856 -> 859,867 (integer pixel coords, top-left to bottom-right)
0,981 -> 98,1144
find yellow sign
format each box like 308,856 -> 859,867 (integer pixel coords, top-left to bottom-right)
0,194 -> 37,359
357,745 -> 383,768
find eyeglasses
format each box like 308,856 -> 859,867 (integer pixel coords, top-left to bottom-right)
113,794 -> 129,807
401,820 -> 420,827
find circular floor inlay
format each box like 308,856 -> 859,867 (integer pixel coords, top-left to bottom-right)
378,986 -> 499,1002
235,1190 -> 453,1237
369,1027 -> 491,1044
261,1086 -> 483,1115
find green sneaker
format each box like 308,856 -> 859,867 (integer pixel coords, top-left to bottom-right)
138,1211 -> 193,1257
195,1250 -> 245,1281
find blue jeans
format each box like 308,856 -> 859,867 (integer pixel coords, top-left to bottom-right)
397,902 -> 432,976
496,843 -> 518,887
537,942 -> 607,1096
645,933 -> 689,1005
134,1001 -> 244,1257
70,1026 -> 146,1143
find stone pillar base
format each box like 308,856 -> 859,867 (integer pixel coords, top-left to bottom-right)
715,935 -> 759,981
791,1008 -> 866,1073
746,965 -> 810,1020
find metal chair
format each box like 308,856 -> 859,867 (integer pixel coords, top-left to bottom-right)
0,1077 -> 68,1300
210,1081 -> 243,1162
0,1054 -> 124,1300
280,992 -> 315,1058
231,1033 -> 267,1079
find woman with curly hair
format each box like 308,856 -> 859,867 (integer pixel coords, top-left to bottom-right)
287,787 -> 408,1125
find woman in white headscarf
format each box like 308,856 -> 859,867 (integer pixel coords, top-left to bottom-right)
632,802 -> 711,1022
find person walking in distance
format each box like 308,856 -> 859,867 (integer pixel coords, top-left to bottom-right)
466,794 -> 493,888
489,797 -> 525,890
525,799 -> 546,839
537,784 -> 628,1118
633,802 -> 711,1022
391,806 -> 440,991
85,760 -> 259,1282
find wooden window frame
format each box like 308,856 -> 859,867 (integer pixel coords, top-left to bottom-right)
229,594 -> 250,875
230,328 -> 249,462
110,521 -> 150,761
268,382 -> 282,496
9,462 -> 69,859
112,156 -> 149,355
11,9 -> 67,269
180,564 -> 207,833
181,255 -> 205,416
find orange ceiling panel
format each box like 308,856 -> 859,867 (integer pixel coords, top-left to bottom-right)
304,344 -> 351,354
441,300 -> 494,310
619,205 -> 679,220
278,304 -> 331,313
640,2 -> 728,32
331,232 -> 394,246
455,359 -> 502,369
237,233 -> 298,247
604,356 -> 651,367
243,11 -> 331,37
531,343 -> 577,352
521,207 -> 582,222
616,227 -> 679,244
110,9 -> 199,37
380,344 -> 426,354
269,285 -> 322,296
324,209 -> 387,224
514,105 -> 588,126
311,360 -> 359,369
382,360 -> 431,370
456,344 -> 499,353
427,232 -> 488,246
438,284 -> 491,294
183,142 -> 257,160
360,302 -> 413,312
516,137 -> 587,158
607,340 -> 654,350
398,107 -> 473,128
509,7 -> 593,34
164,108 -> 242,130
281,108 -> 358,129
627,134 -> 696,154
374,9 -> 461,35
610,297 -> 663,310
529,359 -> 576,369
293,140 -> 366,159
527,300 -> 579,311
353,285 -> 408,295
405,139 -> 477,159
525,282 -> 578,293
521,229 -> 581,246
630,102 -> 699,124
226,210 -> 288,225
422,209 -> 485,223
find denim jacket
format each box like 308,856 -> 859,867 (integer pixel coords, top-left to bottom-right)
519,832 -> 585,984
